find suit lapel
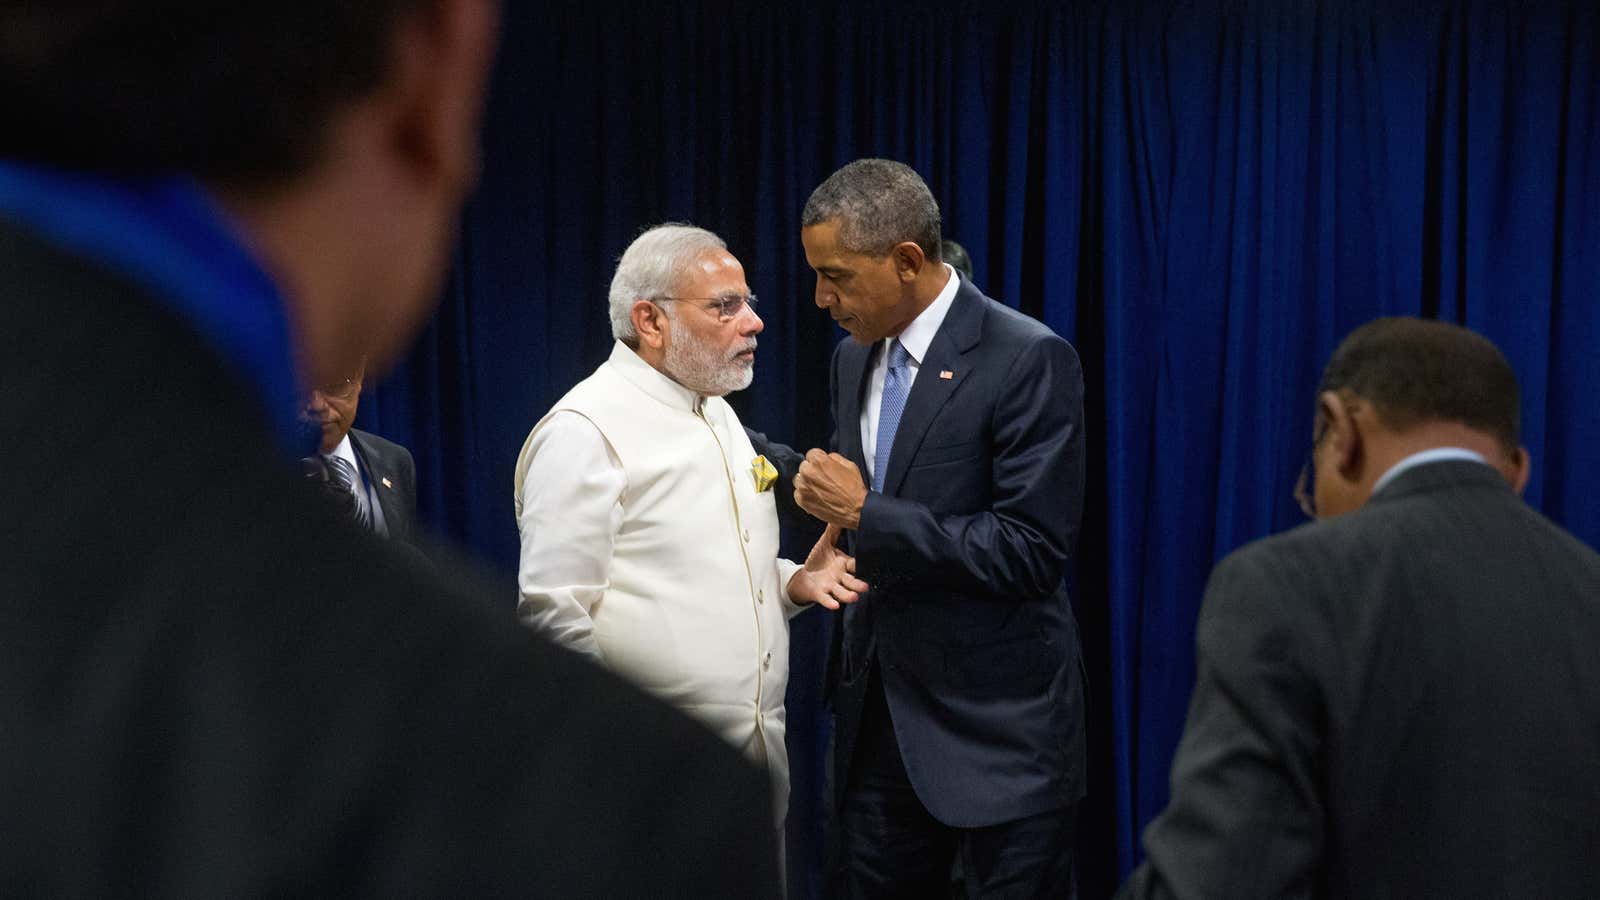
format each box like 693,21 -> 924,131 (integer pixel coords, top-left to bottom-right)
350,431 -> 398,536
881,284 -> 984,497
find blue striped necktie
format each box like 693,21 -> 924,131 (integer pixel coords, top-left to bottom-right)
872,339 -> 913,493
326,454 -> 375,530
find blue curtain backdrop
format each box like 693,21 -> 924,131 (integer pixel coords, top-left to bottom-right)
356,1 -> 1600,896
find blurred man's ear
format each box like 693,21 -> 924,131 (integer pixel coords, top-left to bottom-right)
1504,445 -> 1532,495
387,0 -> 500,195
1317,391 -> 1364,484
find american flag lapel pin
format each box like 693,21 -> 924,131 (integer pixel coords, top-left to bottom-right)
939,370 -> 954,380
382,477 -> 393,489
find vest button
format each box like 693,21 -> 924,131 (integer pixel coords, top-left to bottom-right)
757,588 -> 764,604
763,651 -> 772,670
742,529 -> 751,543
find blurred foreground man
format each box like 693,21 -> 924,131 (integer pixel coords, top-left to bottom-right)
514,225 -> 866,873
0,2 -> 776,895
1121,318 -> 1600,899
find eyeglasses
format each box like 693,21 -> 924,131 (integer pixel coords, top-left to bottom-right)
653,293 -> 759,322
1292,418 -> 1330,518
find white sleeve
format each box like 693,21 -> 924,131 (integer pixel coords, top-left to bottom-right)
776,558 -> 808,619
514,411 -> 625,663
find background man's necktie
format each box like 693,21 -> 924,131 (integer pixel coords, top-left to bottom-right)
872,339 -> 912,494
325,454 -> 375,530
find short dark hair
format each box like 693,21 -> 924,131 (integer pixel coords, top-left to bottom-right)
802,158 -> 942,259
941,239 -> 973,280
0,0 -> 425,186
1318,317 -> 1522,451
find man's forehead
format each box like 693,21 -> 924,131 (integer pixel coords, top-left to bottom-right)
681,250 -> 747,289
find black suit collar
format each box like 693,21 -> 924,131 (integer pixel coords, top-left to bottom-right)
879,283 -> 986,495
1369,458 -> 1511,506
348,429 -> 399,538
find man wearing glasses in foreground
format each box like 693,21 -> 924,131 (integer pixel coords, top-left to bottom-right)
514,224 -> 867,871
1121,317 -> 1600,898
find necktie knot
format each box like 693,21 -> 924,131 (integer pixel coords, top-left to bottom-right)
887,339 -> 912,370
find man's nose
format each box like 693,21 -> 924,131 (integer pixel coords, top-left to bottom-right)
740,306 -> 764,336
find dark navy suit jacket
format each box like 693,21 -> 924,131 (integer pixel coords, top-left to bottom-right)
349,427 -> 417,545
760,277 -> 1088,828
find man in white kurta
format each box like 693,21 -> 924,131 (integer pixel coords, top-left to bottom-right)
513,226 -> 864,843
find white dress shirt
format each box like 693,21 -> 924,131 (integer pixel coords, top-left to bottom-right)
323,433 -> 388,536
860,263 -> 960,483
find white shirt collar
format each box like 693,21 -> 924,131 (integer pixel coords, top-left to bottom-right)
888,263 -> 960,366
1373,447 -> 1489,495
324,433 -> 358,470
607,340 -> 704,412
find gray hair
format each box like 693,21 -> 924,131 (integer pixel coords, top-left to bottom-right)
608,224 -> 728,342
801,158 -> 942,259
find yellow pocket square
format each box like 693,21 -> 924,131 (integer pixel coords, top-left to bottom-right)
751,455 -> 778,493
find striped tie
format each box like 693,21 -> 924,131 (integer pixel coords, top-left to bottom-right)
872,339 -> 913,493
325,454 -> 374,530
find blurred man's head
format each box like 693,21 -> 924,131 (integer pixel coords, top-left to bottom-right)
800,159 -> 946,345
300,361 -> 367,455
0,0 -> 500,389
941,239 -> 974,282
609,225 -> 762,398
1301,317 -> 1530,519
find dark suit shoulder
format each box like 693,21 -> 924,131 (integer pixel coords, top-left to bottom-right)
350,427 -> 411,461
961,292 -> 1080,391
977,292 -> 1064,343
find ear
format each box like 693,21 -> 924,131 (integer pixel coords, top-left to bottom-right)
386,0 -> 499,192
891,241 -> 927,283
1317,390 -> 1364,481
1504,445 -> 1532,495
631,299 -> 670,350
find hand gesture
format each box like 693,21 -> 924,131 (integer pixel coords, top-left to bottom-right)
786,523 -> 870,610
794,450 -> 868,530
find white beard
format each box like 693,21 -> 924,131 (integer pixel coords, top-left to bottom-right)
664,321 -> 755,397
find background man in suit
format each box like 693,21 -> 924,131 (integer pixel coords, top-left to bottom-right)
1120,317 -> 1600,898
301,360 -> 418,543
0,0 -> 777,895
790,158 -> 1088,897
940,238 -> 974,283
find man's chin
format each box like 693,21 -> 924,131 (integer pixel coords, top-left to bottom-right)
844,324 -> 878,344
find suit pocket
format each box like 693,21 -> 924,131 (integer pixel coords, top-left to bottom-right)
943,633 -> 1045,693
910,439 -> 983,468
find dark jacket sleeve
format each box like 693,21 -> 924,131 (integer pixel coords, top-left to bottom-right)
1118,547 -> 1327,900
